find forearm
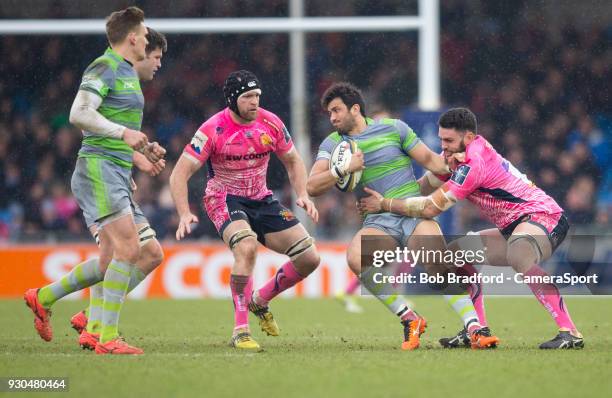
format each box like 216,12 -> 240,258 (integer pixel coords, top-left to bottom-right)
306,170 -> 337,197
419,172 -> 444,195
381,196 -> 440,218
169,170 -> 191,217
133,151 -> 149,170
69,90 -> 126,138
285,159 -> 309,198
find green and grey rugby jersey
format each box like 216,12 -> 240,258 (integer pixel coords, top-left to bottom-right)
316,118 -> 421,199
77,47 -> 144,168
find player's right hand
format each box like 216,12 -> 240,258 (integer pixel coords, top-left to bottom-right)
347,150 -> 365,173
176,213 -> 199,241
143,141 -> 167,163
122,128 -> 149,152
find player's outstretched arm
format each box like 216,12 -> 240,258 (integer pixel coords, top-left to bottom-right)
408,142 -> 451,175
169,154 -> 202,240
279,148 -> 319,223
359,186 -> 457,219
69,90 -> 149,152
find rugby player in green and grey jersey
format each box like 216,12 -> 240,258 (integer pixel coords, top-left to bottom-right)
307,82 -> 484,350
24,7 -> 165,355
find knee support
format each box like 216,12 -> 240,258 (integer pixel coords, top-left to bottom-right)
137,225 -> 157,248
508,233 -> 543,264
285,235 -> 315,261
228,229 -> 258,250
93,225 -> 157,248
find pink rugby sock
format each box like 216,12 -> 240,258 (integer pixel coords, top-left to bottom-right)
524,265 -> 576,330
230,274 -> 253,331
345,276 -> 361,295
458,263 -> 488,327
256,261 -> 304,305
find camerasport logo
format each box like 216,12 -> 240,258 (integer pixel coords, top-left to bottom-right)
279,209 -> 295,221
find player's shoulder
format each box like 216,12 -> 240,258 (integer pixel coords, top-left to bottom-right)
85,53 -> 121,76
323,131 -> 343,145
370,117 -> 412,133
198,109 -> 227,135
258,107 -> 285,132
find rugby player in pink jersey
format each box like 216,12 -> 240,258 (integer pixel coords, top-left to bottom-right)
169,70 -> 320,351
360,107 -> 584,349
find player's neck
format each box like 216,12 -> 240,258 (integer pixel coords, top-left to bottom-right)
110,43 -> 138,66
346,116 -> 368,136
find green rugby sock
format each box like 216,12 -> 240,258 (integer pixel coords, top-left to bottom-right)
37,258 -> 102,308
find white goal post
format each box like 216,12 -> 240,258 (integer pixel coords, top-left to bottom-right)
0,0 -> 439,169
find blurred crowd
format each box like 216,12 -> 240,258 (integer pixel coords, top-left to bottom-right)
0,1 -> 610,242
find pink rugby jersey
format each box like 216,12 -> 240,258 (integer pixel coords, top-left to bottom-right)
442,136 -> 563,229
183,107 -> 294,201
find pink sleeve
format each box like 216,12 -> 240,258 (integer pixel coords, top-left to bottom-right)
443,157 -> 484,200
182,123 -> 214,164
264,111 -> 294,155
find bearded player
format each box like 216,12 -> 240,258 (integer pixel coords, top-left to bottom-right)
308,83 -> 498,350
360,107 -> 583,349
169,70 -> 320,351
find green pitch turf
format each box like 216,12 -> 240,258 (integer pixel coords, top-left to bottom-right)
2,297 -> 611,398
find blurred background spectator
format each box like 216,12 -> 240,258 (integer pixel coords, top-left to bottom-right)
0,0 -> 609,241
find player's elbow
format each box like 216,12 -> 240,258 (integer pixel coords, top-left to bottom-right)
306,179 -> 320,197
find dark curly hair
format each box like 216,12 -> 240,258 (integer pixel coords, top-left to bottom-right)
438,107 -> 478,133
320,82 -> 366,117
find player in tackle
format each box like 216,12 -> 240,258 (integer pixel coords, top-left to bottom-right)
24,7 -> 166,355
308,83 -> 498,350
360,107 -> 583,349
68,27 -> 168,351
170,70 -> 321,351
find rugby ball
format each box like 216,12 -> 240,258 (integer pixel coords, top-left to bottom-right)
330,139 -> 362,192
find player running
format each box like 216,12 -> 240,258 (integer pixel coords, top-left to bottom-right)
307,83 -> 497,350
24,7 -> 166,355
360,107 -> 583,349
69,27 -> 168,351
169,70 -> 320,351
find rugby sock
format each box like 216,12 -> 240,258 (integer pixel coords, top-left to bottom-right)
99,260 -> 132,343
359,266 -> 418,320
458,264 -> 488,326
37,258 -> 102,308
86,282 -> 104,333
524,265 -> 576,330
86,268 -> 145,333
127,267 -> 147,292
255,261 -> 304,306
444,294 -> 481,334
345,276 -> 361,295
230,274 -> 253,331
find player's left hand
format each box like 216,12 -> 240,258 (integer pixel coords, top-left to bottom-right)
296,196 -> 319,223
359,187 -> 384,214
143,141 -> 167,163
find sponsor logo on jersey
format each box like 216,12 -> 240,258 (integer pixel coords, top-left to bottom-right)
245,131 -> 253,139
225,151 -> 272,161
451,164 -> 471,185
190,131 -> 208,154
215,126 -> 224,134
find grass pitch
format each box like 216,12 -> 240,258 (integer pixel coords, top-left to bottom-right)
1,297 -> 611,398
